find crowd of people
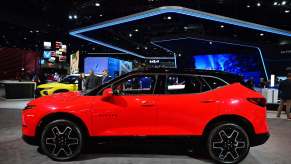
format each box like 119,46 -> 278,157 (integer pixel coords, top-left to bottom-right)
77,69 -> 112,91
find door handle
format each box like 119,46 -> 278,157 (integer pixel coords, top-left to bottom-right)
140,100 -> 155,107
201,100 -> 218,103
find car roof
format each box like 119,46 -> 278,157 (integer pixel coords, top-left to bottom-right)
124,68 -> 243,84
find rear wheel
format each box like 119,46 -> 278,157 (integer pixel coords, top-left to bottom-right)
207,123 -> 250,164
40,119 -> 83,161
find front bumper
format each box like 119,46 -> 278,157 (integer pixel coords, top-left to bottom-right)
251,133 -> 270,147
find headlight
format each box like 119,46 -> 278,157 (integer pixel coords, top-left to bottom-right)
23,105 -> 36,110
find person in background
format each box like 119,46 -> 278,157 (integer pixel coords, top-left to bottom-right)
84,70 -> 101,90
78,73 -> 86,91
277,73 -> 291,119
101,69 -> 112,84
245,77 -> 254,89
53,72 -> 60,82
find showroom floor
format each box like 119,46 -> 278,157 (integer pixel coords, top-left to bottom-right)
0,104 -> 291,164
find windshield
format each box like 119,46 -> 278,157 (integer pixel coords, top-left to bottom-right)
60,76 -> 78,84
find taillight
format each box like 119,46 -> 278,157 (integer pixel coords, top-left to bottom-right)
247,98 -> 266,107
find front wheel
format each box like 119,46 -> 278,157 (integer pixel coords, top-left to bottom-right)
40,119 -> 83,161
207,123 -> 250,164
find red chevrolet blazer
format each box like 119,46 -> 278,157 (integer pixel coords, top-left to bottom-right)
22,69 -> 269,163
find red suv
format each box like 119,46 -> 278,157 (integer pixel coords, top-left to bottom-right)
22,69 -> 269,163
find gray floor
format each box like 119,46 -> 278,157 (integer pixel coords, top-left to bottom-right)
0,108 -> 290,164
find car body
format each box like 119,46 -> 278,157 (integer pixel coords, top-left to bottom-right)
22,69 -> 269,163
36,75 -> 79,96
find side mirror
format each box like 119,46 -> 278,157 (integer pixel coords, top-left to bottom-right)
102,88 -> 113,99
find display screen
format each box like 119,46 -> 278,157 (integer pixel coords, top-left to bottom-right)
84,57 -> 132,77
43,51 -> 51,59
84,57 -> 108,75
193,53 -> 261,83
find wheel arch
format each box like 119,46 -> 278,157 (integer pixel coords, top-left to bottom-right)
36,112 -> 90,144
53,89 -> 70,93
202,114 -> 256,145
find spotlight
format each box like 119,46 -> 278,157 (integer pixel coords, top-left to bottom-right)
178,53 -> 182,57
134,29 -> 139,32
256,2 -> 261,7
282,1 -> 287,5
246,5 -> 251,8
167,16 -> 172,20
209,41 -> 213,45
129,33 -> 133,37
73,15 -> 78,19
144,46 -> 148,50
220,25 -> 224,28
285,10 -> 290,13
95,2 -> 100,6
260,33 -> 264,36
99,14 -> 103,17
68,15 -> 73,19
273,1 -> 278,5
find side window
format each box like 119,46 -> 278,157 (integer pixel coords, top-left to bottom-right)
202,76 -> 227,89
112,75 -> 156,95
166,75 -> 206,94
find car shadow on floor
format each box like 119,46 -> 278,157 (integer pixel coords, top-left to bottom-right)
70,139 -> 213,162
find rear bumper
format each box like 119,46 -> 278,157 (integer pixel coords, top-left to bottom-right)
251,133 -> 270,147
22,135 -> 38,146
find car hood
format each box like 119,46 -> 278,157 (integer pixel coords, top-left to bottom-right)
28,91 -> 81,106
37,82 -> 71,89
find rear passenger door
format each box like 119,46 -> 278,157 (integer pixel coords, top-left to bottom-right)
154,74 -> 220,136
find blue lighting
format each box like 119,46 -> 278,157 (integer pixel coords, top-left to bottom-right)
151,37 -> 269,80
70,6 -> 291,61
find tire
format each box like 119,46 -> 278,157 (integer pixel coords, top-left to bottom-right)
40,119 -> 83,161
207,123 -> 250,164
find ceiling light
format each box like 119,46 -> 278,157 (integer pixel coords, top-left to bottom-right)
282,1 -> 287,5
99,14 -> 103,17
273,1 -> 278,5
167,16 -> 172,20
260,33 -> 264,36
73,15 -> 78,19
285,10 -> 290,13
246,5 -> 251,8
144,46 -> 148,50
256,2 -> 261,7
129,33 -> 133,37
134,29 -> 139,32
68,15 -> 73,19
220,25 -> 224,28
209,41 -> 213,45
35,30 -> 39,33
178,53 -> 182,57
95,2 -> 100,6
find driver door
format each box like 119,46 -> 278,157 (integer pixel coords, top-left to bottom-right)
91,74 -> 158,136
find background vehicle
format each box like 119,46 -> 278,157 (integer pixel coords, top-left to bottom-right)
35,75 -> 79,96
22,69 -> 269,163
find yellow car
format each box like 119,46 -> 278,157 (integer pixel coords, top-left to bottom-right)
36,75 -> 79,96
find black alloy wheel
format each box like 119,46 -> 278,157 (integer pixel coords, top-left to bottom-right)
207,123 -> 250,164
40,119 -> 83,161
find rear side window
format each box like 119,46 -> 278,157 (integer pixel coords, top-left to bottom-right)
166,75 -> 210,94
202,76 -> 227,89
